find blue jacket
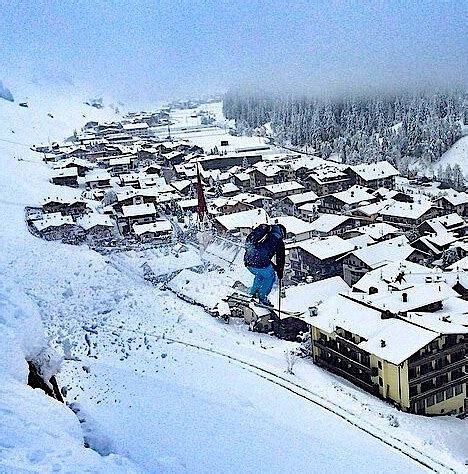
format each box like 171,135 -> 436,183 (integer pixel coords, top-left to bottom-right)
244,224 -> 285,271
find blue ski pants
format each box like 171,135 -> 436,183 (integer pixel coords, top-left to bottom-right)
247,264 -> 276,300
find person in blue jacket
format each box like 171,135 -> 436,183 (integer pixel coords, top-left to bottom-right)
243,223 -> 286,306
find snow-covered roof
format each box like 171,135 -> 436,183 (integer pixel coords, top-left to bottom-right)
379,200 -> 434,219
298,202 -> 317,212
309,214 -> 354,233
122,203 -> 157,217
350,161 -> 399,181
109,155 -> 132,166
296,235 -> 355,260
436,191 -> 468,206
307,164 -> 348,183
345,282 -> 457,314
353,199 -> 395,217
272,216 -> 316,236
122,122 -> 149,130
85,170 -> 111,182
423,213 -> 465,232
234,172 -> 250,181
221,182 -> 240,194
51,167 -> 78,178
269,276 -> 349,316
346,236 -> 413,269
178,198 -> 198,209
263,181 -> 305,194
170,179 -> 192,192
133,219 -> 172,235
285,190 -> 319,205
252,163 -> 282,177
328,185 -> 375,205
34,213 -> 74,231
353,260 -> 431,293
352,223 -> 400,241
231,192 -> 268,204
77,213 -> 114,230
404,311 -> 468,334
53,157 -> 94,169
215,208 -> 269,231
311,294 -> 437,365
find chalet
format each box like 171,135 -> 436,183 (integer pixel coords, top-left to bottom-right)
281,190 -> 319,217
411,232 -> 458,260
373,187 -> 413,203
418,213 -> 468,238
77,213 -> 114,240
343,222 -> 401,243
177,198 -> 199,214
287,235 -> 355,282
319,185 -> 377,214
433,191 -> 468,217
259,181 -> 305,200
121,203 -> 158,233
50,167 -> 79,187
119,173 -> 141,188
85,170 -> 112,190
163,150 -> 186,166
379,201 -> 441,229
351,199 -> 394,223
214,208 -> 269,238
108,155 -> 133,176
122,122 -> 152,137
297,202 -> 318,222
34,213 -> 84,242
42,197 -> 89,217
233,172 -> 251,190
341,236 -> 420,286
346,161 -> 399,190
143,164 -> 162,175
309,214 -> 358,237
308,292 -> 468,415
53,157 -> 95,177
304,164 -> 351,196
133,219 -> 173,242
221,182 -> 240,197
170,179 -> 193,196
248,164 -> 282,187
273,216 -> 316,242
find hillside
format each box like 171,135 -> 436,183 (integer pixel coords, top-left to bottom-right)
1,82 -> 467,472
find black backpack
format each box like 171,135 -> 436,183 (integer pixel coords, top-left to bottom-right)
246,224 -> 271,245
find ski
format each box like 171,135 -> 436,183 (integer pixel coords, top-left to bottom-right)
225,290 -> 304,317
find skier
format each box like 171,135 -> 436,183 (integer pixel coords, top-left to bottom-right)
243,223 -> 286,307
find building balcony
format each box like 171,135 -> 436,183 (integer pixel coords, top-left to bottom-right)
410,374 -> 468,402
409,358 -> 466,385
315,339 -> 371,373
409,343 -> 467,367
315,357 -> 376,392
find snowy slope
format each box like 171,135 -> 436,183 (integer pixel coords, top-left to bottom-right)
1,84 -> 467,473
437,135 -> 468,177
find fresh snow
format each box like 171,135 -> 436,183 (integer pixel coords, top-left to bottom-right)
0,84 -> 467,473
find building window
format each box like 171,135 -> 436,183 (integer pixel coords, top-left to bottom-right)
378,377 -> 383,387
436,391 -> 444,404
446,387 -> 454,399
455,385 -> 463,396
378,361 -> 382,370
426,395 -> 435,407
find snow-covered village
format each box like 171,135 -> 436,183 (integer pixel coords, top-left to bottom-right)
1,2 -> 468,473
